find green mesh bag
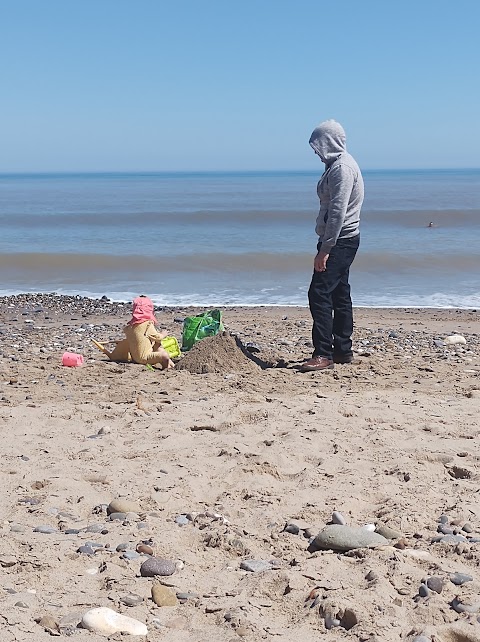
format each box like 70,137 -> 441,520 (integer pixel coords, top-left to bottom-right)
181,309 -> 224,351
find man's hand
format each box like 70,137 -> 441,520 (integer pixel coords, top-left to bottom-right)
314,251 -> 329,272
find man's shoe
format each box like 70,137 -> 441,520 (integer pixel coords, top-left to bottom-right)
300,356 -> 334,372
333,354 -> 354,364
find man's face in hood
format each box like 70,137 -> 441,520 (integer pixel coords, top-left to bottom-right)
309,119 -> 346,165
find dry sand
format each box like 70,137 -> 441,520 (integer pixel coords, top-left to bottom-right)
1,294 -> 479,641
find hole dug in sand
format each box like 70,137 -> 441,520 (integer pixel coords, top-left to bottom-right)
319,598 -> 359,631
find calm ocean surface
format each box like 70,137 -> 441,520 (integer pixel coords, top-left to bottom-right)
0,170 -> 479,307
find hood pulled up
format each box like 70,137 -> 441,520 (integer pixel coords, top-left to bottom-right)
309,119 -> 346,164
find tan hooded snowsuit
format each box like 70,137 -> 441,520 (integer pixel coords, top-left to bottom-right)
105,296 -> 172,368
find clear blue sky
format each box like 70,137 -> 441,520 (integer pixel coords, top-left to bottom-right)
1,0 -> 479,171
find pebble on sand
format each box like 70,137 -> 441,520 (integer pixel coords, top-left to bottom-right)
33,525 -> 57,534
107,498 -> 142,515
449,572 -> 473,586
437,534 -> 468,544
426,576 -> 444,593
120,595 -> 144,607
331,511 -> 347,525
175,514 -> 189,526
0,555 -> 17,567
308,525 -> 389,552
81,607 -> 148,636
444,334 -> 467,345
140,557 -> 177,577
451,598 -> 480,614
375,522 -> 403,539
151,583 -> 178,607
37,615 -> 60,634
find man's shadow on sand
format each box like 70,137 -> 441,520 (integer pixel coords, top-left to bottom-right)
234,335 -> 307,371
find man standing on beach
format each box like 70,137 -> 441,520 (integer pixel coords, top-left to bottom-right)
301,119 -> 364,372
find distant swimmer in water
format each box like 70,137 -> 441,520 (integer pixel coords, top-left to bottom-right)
427,221 -> 435,228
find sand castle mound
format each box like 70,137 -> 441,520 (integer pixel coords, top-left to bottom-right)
176,332 -> 263,374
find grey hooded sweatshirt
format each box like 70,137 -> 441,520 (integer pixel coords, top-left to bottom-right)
309,119 -> 364,254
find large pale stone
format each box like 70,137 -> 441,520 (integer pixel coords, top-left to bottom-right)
375,522 -> 403,539
444,334 -> 466,345
309,525 -> 389,552
81,607 -> 147,636
107,498 -> 141,515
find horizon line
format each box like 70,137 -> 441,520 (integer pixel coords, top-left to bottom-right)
1,167 -> 480,176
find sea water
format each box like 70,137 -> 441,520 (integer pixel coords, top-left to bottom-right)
0,170 -> 479,307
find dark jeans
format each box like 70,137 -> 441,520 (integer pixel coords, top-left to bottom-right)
308,235 -> 360,359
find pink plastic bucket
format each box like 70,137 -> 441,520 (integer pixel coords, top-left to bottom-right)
62,352 -> 84,367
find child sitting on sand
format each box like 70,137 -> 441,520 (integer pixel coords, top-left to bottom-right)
95,295 -> 174,370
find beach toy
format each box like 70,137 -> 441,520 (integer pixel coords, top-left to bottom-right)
182,309 -> 224,351
62,352 -> 84,367
91,339 -> 108,354
160,336 -> 181,359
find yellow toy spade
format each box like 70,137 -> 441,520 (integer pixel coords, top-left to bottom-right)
91,336 -> 181,360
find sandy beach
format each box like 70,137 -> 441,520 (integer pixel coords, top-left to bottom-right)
1,294 -> 479,641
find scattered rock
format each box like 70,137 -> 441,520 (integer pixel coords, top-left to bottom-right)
15,601 -> 29,609
37,615 -> 60,635
175,515 -> 189,526
308,525 -> 389,552
444,334 -> 466,345
152,584 -> 178,607
447,465 -> 473,480
451,597 -> 480,614
120,595 -> 143,607
0,555 -> 17,567
450,572 -> 473,586
437,534 -> 469,544
331,511 -> 347,525
107,498 -> 142,515
177,592 -> 200,601
33,525 -> 57,534
116,543 -> 130,552
375,522 -> 403,539
81,607 -> 148,635
85,523 -> 108,533
140,557 -> 177,577
109,512 -> 127,521
426,576 -> 444,593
